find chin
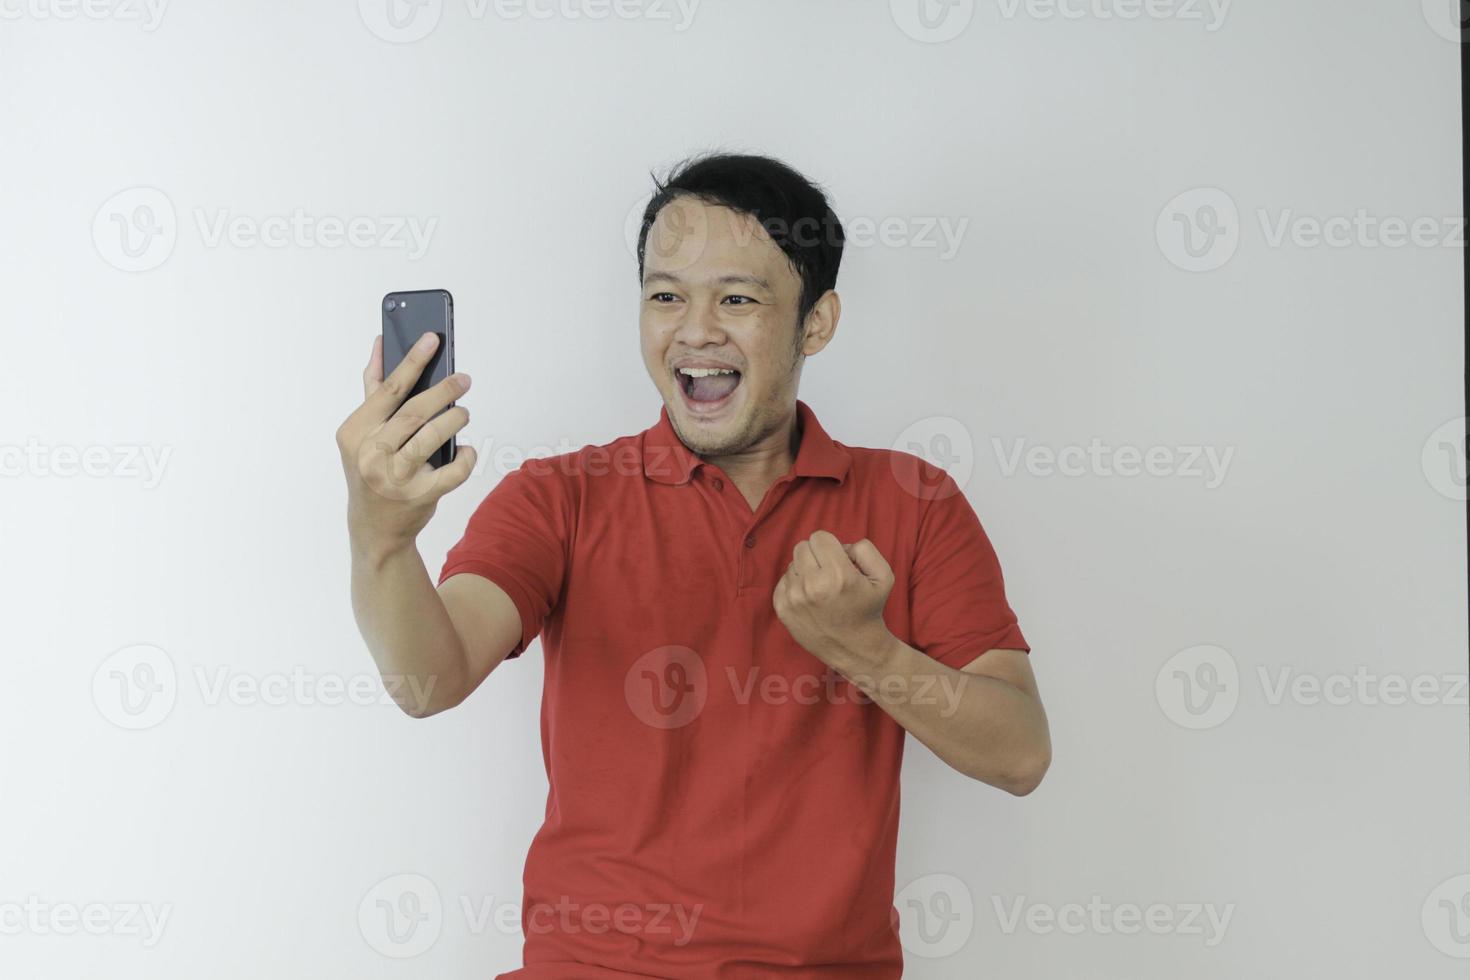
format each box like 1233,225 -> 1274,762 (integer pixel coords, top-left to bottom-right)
667,388 -> 750,452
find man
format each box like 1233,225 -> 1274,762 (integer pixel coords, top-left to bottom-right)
336,153 -> 1050,978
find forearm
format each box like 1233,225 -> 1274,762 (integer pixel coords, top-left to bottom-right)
828,630 -> 1050,795
349,534 -> 469,717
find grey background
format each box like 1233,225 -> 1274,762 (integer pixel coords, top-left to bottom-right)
1,1 -> 1465,976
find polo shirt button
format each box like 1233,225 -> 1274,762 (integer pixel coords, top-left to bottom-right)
744,534 -> 756,549
712,478 -> 724,490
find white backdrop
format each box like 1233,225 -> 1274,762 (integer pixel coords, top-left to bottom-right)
2,1 -> 1466,977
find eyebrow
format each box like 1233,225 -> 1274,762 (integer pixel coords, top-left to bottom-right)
644,272 -> 773,291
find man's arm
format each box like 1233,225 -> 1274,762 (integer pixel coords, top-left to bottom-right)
337,333 -> 521,718
831,636 -> 1049,796
772,530 -> 1051,796
348,545 -> 523,718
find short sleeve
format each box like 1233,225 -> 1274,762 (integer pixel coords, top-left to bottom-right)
907,469 -> 1029,670
436,458 -> 573,659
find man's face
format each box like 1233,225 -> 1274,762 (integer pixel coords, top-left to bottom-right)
639,197 -> 808,457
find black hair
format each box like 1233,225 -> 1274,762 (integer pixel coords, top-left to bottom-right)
636,152 -> 845,335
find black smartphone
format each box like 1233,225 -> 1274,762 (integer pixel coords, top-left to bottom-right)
381,288 -> 456,469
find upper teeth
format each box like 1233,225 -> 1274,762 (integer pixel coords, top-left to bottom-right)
678,367 -> 736,377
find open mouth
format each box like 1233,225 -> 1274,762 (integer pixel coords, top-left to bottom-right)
675,366 -> 743,410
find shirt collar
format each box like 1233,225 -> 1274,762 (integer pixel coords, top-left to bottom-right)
639,398 -> 851,486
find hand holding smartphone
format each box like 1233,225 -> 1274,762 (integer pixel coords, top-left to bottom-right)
381,289 -> 456,468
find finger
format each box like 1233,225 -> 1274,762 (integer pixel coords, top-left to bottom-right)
808,530 -> 848,569
847,538 -> 892,581
394,405 -> 471,469
392,371 -> 471,433
364,331 -> 441,422
429,444 -> 478,496
375,372 -> 469,451
792,540 -> 819,574
362,335 -> 384,400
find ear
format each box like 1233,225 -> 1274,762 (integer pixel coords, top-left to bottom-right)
799,289 -> 841,357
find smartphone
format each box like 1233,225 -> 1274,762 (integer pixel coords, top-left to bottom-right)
381,288 -> 456,469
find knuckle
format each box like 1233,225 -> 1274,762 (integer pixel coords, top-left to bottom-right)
378,374 -> 406,401
401,429 -> 431,460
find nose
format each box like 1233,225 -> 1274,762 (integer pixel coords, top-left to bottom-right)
672,297 -> 728,347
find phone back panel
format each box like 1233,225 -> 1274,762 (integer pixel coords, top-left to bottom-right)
381,289 -> 455,466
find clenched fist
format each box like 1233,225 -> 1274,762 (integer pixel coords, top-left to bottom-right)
772,530 -> 896,666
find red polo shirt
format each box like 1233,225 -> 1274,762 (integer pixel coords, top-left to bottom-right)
438,399 -> 1029,979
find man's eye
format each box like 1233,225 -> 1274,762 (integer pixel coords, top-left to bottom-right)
649,292 -> 678,303
723,295 -> 756,305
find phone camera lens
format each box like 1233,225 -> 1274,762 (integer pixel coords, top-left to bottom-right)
385,298 -> 397,312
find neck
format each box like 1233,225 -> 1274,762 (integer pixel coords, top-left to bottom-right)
700,405 -> 801,487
